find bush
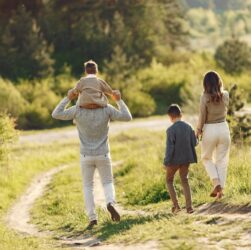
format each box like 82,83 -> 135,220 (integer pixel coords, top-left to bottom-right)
137,60 -> 196,113
0,114 -> 17,166
16,79 -> 60,129
124,90 -> 156,117
227,84 -> 251,143
0,78 -> 27,117
215,38 -> 251,74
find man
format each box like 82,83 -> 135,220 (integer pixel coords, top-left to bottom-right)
52,89 -> 132,229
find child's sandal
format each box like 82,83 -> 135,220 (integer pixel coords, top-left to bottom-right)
187,207 -> 194,214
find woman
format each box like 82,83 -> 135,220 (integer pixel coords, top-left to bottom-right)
196,71 -> 231,199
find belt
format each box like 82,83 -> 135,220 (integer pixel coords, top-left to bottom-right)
206,120 -> 226,124
79,104 -> 102,109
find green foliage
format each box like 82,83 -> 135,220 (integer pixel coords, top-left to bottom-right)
0,5 -> 54,80
16,80 -> 60,129
0,0 -> 186,76
126,179 -> 169,205
187,8 -> 218,35
227,84 -> 251,143
215,38 -> 251,74
136,59 -> 197,114
125,91 -> 156,117
104,46 -> 156,117
0,113 -> 17,166
0,138 -> 78,249
0,78 -> 27,117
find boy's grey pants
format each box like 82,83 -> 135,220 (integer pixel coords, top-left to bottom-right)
80,154 -> 115,221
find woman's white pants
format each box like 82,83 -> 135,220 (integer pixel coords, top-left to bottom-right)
201,122 -> 231,188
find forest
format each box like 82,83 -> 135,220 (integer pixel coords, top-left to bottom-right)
0,0 -> 251,129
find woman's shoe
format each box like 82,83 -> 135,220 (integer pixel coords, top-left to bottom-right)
210,185 -> 221,197
215,185 -> 224,200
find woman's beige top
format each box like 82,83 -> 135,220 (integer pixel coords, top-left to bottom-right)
197,90 -> 229,131
74,75 -> 113,107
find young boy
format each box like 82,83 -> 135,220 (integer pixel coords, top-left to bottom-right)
72,60 -> 113,108
163,104 -> 197,214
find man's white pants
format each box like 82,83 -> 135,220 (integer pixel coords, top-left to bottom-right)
80,154 -> 115,221
201,122 -> 231,188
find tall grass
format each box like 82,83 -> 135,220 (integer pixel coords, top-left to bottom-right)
29,129 -> 251,249
0,141 -> 79,250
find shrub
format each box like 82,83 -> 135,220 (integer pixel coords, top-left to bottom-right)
227,84 -> 251,143
0,113 -> 17,166
124,90 -> 156,117
0,78 -> 27,117
215,38 -> 251,74
137,60 -> 195,113
16,79 -> 60,129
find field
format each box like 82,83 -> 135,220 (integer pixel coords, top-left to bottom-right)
1,120 -> 251,250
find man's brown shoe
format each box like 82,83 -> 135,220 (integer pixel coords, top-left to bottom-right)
86,220 -> 97,230
107,203 -> 120,222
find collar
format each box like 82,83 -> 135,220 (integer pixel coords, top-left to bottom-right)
86,74 -> 97,78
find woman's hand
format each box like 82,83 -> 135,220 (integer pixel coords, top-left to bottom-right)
196,128 -> 202,140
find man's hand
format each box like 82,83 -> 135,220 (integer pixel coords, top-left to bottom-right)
112,90 -> 121,101
67,89 -> 78,101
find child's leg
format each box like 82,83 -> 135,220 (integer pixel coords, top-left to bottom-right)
179,164 -> 192,210
166,166 -> 180,209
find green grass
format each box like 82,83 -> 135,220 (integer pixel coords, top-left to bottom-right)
0,140 -> 79,250
30,129 -> 251,249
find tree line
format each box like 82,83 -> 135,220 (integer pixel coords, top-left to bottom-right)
0,0 -> 186,80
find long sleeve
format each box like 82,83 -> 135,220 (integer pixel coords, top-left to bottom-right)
190,129 -> 198,147
100,79 -> 113,95
197,94 -> 207,132
108,100 -> 132,121
52,97 -> 76,120
163,129 -> 175,166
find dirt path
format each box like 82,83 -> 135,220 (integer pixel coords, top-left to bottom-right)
195,203 -> 251,249
19,118 -> 170,144
5,162 -> 157,250
6,165 -> 69,237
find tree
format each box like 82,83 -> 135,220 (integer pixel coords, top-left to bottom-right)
39,0 -> 187,75
215,38 -> 251,74
103,45 -> 156,117
0,5 -> 54,80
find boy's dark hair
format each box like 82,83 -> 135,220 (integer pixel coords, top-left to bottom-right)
167,104 -> 182,117
84,60 -> 98,74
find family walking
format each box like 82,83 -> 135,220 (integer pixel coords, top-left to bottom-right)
52,60 -> 231,229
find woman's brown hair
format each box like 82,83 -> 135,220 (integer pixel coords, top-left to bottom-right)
203,71 -> 223,103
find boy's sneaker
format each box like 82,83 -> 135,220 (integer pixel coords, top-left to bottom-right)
186,207 -> 194,214
171,206 -> 181,214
